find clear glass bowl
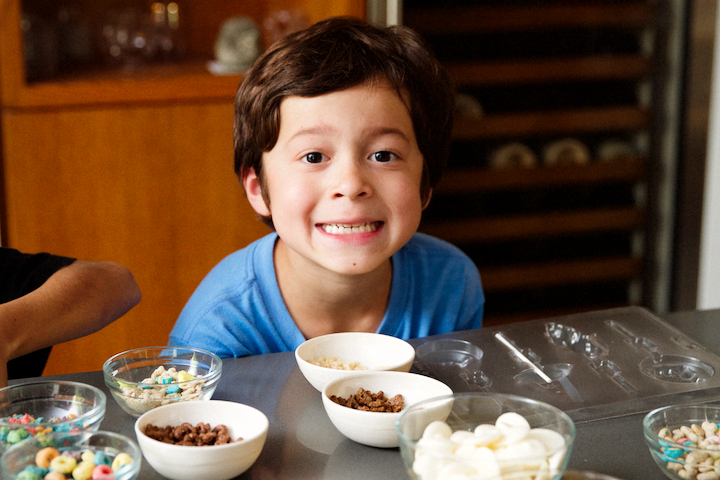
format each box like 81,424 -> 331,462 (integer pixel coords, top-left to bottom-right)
103,346 -> 222,417
396,392 -> 576,480
1,430 -> 141,480
0,381 -> 106,453
643,404 -> 720,480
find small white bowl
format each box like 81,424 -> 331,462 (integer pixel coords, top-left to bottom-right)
322,371 -> 453,448
134,400 -> 268,480
295,332 -> 416,392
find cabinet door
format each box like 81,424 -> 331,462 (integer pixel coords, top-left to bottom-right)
2,102 -> 270,374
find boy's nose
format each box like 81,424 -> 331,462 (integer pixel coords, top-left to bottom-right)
331,159 -> 372,200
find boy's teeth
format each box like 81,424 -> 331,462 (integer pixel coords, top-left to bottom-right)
322,222 -> 378,234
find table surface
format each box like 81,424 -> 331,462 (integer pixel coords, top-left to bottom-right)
23,307 -> 720,480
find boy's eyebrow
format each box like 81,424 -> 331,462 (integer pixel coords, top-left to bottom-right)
369,127 -> 412,143
288,126 -> 333,141
287,126 -> 413,144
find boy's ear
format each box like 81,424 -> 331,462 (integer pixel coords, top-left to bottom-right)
243,168 -> 272,217
422,188 -> 433,211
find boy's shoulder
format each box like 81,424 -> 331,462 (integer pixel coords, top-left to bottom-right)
196,233 -> 277,292
402,232 -> 469,259
397,233 -> 478,277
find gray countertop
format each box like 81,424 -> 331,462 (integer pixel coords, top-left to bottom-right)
27,307 -> 720,479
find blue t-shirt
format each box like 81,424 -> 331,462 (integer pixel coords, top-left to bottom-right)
169,232 -> 484,357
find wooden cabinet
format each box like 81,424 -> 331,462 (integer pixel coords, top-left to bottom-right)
404,1 -> 666,326
0,0 -> 364,375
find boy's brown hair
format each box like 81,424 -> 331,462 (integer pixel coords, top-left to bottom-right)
234,16 -> 454,228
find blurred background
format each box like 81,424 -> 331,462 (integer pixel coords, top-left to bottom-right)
0,0 -> 716,375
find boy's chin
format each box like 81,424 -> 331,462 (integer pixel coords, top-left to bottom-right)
325,257 -> 391,277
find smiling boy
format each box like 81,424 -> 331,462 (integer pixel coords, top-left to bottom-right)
169,17 -> 484,357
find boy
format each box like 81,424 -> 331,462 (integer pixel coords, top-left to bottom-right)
169,16 -> 484,357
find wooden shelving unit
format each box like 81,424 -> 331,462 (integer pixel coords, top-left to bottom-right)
405,1 -> 661,326
0,0 -> 364,107
0,0 -> 364,376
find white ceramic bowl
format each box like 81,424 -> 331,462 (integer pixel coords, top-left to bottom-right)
322,370 -> 453,448
295,332 -> 416,392
134,400 -> 268,480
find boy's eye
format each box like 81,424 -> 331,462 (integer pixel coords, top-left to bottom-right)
302,152 -> 325,164
372,151 -> 396,163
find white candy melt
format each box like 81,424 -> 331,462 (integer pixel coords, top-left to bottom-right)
465,446 -> 501,477
547,449 -> 569,472
526,428 -> 565,453
450,430 -> 478,444
472,424 -> 503,447
413,452 -> 448,480
495,438 -> 546,461
418,436 -> 457,455
413,412 -> 567,480
495,412 -> 531,446
425,420 -> 453,439
495,412 -> 530,430
495,438 -> 547,470
438,461 -> 478,478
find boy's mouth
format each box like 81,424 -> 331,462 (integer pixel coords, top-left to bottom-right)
321,222 -> 381,234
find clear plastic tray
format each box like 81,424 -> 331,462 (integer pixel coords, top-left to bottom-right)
411,306 -> 720,423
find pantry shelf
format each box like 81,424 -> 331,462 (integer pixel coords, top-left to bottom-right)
481,256 -> 643,292
445,54 -> 653,87
403,3 -> 656,34
419,207 -> 645,244
453,107 -> 651,140
405,0 -> 664,324
434,158 -> 647,193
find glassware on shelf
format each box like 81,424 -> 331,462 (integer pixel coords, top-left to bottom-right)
100,2 -> 184,70
150,2 -> 185,61
101,8 -> 156,68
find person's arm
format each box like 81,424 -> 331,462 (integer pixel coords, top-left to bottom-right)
0,260 -> 141,387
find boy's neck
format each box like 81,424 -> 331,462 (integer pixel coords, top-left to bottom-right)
273,239 -> 392,339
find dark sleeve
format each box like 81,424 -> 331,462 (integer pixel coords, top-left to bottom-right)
0,247 -> 76,380
0,247 -> 76,303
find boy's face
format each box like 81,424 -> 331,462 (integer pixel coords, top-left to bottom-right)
244,81 -> 427,276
